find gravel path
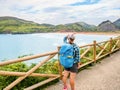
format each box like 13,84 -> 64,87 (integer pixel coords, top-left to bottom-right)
45,51 -> 120,90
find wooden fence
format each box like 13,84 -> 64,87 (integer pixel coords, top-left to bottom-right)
0,36 -> 120,90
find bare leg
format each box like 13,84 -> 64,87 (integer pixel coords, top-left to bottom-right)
62,70 -> 69,88
70,72 -> 76,90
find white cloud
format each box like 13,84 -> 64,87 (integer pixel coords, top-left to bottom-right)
0,0 -> 120,25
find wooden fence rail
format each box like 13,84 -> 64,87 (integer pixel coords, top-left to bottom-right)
0,36 -> 120,90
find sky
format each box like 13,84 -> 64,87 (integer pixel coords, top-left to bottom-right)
0,0 -> 120,25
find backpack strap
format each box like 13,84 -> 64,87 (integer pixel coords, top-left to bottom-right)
72,43 -> 80,63
72,43 -> 76,59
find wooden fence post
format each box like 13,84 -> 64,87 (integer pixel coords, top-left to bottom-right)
109,38 -> 113,54
93,40 -> 96,63
119,37 -> 120,50
57,46 -> 63,80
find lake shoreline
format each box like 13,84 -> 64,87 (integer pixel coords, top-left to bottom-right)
0,32 -> 120,36
54,32 -> 120,36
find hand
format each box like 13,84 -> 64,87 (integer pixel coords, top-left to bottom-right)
66,34 -> 70,38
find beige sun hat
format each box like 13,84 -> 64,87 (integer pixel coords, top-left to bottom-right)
68,34 -> 75,40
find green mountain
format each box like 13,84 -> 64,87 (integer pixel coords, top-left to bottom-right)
67,22 -> 97,31
0,16 -> 55,34
55,22 -> 97,32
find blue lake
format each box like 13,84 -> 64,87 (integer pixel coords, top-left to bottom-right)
0,33 -> 115,63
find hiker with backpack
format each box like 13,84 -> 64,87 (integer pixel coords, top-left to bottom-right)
59,34 -> 80,90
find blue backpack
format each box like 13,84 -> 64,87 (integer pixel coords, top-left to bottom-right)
59,44 -> 74,68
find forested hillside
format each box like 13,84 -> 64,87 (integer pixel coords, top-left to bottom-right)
0,16 -> 119,34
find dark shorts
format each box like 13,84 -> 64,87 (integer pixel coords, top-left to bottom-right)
64,63 -> 78,73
